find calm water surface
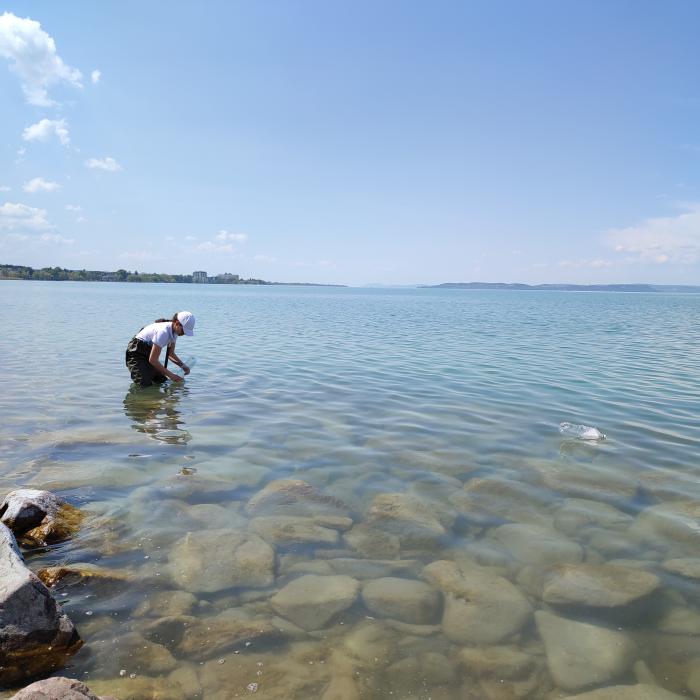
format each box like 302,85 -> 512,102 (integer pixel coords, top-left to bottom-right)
2,281 -> 700,699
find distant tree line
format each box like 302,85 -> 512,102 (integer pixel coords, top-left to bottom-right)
0,264 -> 270,285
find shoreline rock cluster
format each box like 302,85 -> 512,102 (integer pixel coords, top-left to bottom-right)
0,490 -> 84,690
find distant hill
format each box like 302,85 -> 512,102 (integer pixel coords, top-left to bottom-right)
421,282 -> 700,293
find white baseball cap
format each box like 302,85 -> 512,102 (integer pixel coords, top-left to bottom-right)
177,311 -> 196,336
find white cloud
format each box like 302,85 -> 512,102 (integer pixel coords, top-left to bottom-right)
0,202 -> 51,230
185,235 -> 198,241
22,117 -> 70,146
606,203 -> 700,264
196,241 -> 235,253
64,204 -> 82,212
217,229 -> 248,243
85,156 -> 122,172
23,177 -> 60,193
91,68 -> 100,84
0,12 -> 82,106
0,185 -> 10,192
253,254 -> 276,263
40,232 -> 74,244
76,215 -> 85,223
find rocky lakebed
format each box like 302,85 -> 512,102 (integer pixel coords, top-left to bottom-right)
3,455 -> 700,700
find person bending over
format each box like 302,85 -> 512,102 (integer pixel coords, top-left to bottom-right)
125,311 -> 195,387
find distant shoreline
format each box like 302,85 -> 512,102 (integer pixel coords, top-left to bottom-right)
0,264 -> 345,287
421,282 -> 700,293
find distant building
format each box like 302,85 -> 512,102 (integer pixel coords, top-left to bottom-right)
192,270 -> 207,283
217,273 -> 240,283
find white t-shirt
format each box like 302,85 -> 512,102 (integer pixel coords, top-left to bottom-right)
135,322 -> 176,349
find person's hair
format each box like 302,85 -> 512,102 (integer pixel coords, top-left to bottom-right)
154,314 -> 179,324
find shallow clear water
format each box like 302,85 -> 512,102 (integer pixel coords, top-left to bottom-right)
2,281 -> 700,699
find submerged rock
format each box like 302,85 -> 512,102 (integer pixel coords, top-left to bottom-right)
9,677 -> 117,700
0,489 -> 83,546
37,563 -> 129,589
0,523 -> 83,686
344,524 -> 400,559
632,501 -> 700,548
449,477 -> 551,527
361,577 -> 441,624
366,493 -> 452,545
559,685 -> 686,700
271,574 -> 360,630
554,498 -> 634,537
251,515 -> 340,546
143,610 -> 282,661
169,529 -> 274,593
422,560 -> 531,644
541,563 -> 660,607
535,610 -> 637,691
246,479 -> 348,517
491,523 -> 584,566
458,645 -> 537,679
663,558 -> 700,580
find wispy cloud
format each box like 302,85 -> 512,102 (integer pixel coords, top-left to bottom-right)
557,258 -> 614,269
0,185 -> 10,192
606,203 -> 700,264
217,229 -> 248,243
85,156 -> 122,172
0,202 -> 51,230
119,250 -> 158,262
196,241 -> 236,253
23,177 -> 60,193
0,12 -> 82,106
91,69 -> 101,84
22,118 -> 70,146
40,232 -> 74,245
64,204 -> 82,212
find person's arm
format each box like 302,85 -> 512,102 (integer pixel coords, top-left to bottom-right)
168,348 -> 190,375
149,343 -> 183,381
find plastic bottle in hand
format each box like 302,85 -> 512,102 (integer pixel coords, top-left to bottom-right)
559,422 -> 606,441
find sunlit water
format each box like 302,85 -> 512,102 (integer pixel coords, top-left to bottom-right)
2,281 -> 700,699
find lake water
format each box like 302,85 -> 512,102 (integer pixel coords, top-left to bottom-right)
2,281 -> 700,699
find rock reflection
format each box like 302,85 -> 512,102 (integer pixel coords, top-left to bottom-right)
122,384 -> 191,445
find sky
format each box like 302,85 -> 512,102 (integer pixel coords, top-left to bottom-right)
1,1 -> 700,286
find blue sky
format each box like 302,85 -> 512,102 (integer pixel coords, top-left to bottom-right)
1,1 -> 699,285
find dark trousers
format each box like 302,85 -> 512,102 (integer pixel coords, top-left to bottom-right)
125,338 -> 167,388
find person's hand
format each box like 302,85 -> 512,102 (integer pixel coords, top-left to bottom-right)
182,365 -> 190,376
171,375 -> 184,382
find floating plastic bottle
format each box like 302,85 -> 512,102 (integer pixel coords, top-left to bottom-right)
172,356 -> 197,377
559,422 -> 606,441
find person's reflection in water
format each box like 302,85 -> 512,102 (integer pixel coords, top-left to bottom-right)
123,383 -> 192,445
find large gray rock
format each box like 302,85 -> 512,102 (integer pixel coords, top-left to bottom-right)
361,577 -> 441,624
422,560 -> 531,644
169,529 -> 274,593
0,489 -> 83,546
541,563 -> 660,607
271,575 -> 360,630
535,610 -> 637,691
559,685 -> 685,700
0,523 -> 83,686
9,677 -> 117,700
492,523 -> 584,566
